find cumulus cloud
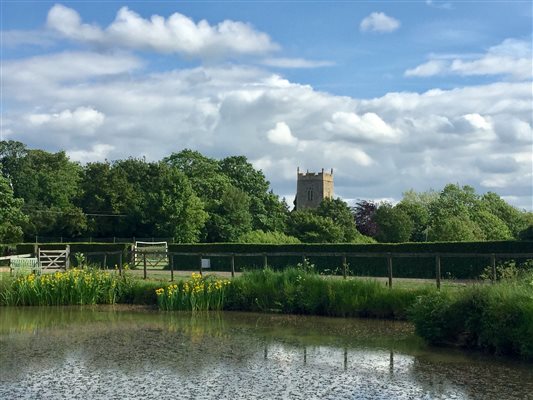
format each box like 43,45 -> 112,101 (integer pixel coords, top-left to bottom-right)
2,50 -> 532,209
26,107 -> 105,135
324,111 -> 399,142
67,144 -> 114,163
46,4 -> 278,58
261,58 -> 335,68
406,38 -> 532,80
267,122 -> 298,145
360,12 -> 400,33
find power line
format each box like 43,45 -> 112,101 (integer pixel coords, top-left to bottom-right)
21,206 -> 127,217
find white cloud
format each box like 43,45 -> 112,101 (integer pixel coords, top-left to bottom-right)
360,12 -> 400,33
67,144 -> 114,163
267,122 -> 298,146
46,4 -> 278,58
3,51 -> 532,210
405,60 -> 447,77
26,107 -> 105,135
406,38 -> 532,80
324,111 -> 399,142
261,58 -> 335,68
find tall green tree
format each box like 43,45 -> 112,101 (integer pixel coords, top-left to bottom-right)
286,210 -> 343,243
374,203 -> 414,243
4,148 -> 87,238
206,186 -> 253,242
316,198 -> 359,242
0,173 -> 28,243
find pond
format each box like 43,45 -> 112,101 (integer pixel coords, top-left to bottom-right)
0,306 -> 531,399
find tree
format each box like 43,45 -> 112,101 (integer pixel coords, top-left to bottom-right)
316,198 -> 359,242
6,148 -> 87,238
428,216 -> 482,242
286,210 -> 343,243
0,173 -> 27,242
206,186 -> 253,242
352,200 -> 379,238
373,203 -> 414,243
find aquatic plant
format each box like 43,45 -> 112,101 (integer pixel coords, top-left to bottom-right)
156,273 -> 231,311
410,272 -> 533,360
225,267 -> 432,319
1,268 -> 124,306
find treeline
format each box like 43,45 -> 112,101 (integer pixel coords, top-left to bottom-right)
1,140 -> 531,244
354,186 -> 532,243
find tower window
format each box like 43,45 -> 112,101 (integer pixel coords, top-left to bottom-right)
307,189 -> 313,201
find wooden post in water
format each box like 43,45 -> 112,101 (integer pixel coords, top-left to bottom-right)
344,348 -> 348,371
491,254 -> 496,283
170,254 -> 174,282
387,254 -> 393,289
342,255 -> 347,279
435,255 -> 441,290
143,253 -> 147,280
231,254 -> 235,278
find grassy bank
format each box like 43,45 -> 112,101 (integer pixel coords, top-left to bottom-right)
410,273 -> 533,361
225,268 -> 433,319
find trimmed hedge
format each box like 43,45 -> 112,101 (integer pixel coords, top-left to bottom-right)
166,241 -> 533,279
12,241 -> 533,279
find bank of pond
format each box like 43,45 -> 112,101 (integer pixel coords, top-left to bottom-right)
1,267 -> 532,361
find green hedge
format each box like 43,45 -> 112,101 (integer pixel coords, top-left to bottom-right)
166,241 -> 533,279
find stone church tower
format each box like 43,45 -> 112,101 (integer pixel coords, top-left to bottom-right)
295,167 -> 334,210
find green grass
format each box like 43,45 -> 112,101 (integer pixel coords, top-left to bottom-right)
409,272 -> 533,360
225,267 -> 434,319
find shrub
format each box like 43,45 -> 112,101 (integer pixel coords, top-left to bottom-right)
409,275 -> 533,360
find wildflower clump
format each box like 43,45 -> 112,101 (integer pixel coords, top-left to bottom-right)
1,269 -> 121,306
156,273 -> 231,311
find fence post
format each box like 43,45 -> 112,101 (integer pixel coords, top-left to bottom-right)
103,253 -> 107,270
491,254 -> 496,283
199,254 -> 203,276
231,254 -> 235,278
435,254 -> 441,290
263,253 -> 268,269
170,254 -> 174,282
387,253 -> 393,289
143,253 -> 147,280
118,252 -> 123,276
342,255 -> 347,279
113,236 -> 116,243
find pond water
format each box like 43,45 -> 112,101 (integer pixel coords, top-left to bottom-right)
0,306 -> 531,400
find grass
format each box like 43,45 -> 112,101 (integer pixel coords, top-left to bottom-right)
225,267 -> 434,319
409,272 -> 533,360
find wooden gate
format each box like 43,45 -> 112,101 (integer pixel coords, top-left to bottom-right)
38,246 -> 70,271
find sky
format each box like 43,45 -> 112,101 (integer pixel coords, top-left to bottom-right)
1,0 -> 532,210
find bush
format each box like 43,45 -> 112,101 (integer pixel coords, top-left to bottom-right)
409,275 -> 533,360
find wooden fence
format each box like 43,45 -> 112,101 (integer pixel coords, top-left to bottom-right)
75,250 -> 533,289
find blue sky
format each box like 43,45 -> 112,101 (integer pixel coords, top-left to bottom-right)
1,1 -> 532,209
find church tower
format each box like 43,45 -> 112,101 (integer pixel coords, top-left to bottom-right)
295,167 -> 334,210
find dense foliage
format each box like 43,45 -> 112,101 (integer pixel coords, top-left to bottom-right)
1,140 -> 531,244
354,185 -> 532,243
410,271 -> 533,360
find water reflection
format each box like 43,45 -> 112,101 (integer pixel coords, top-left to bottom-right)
0,306 -> 531,400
